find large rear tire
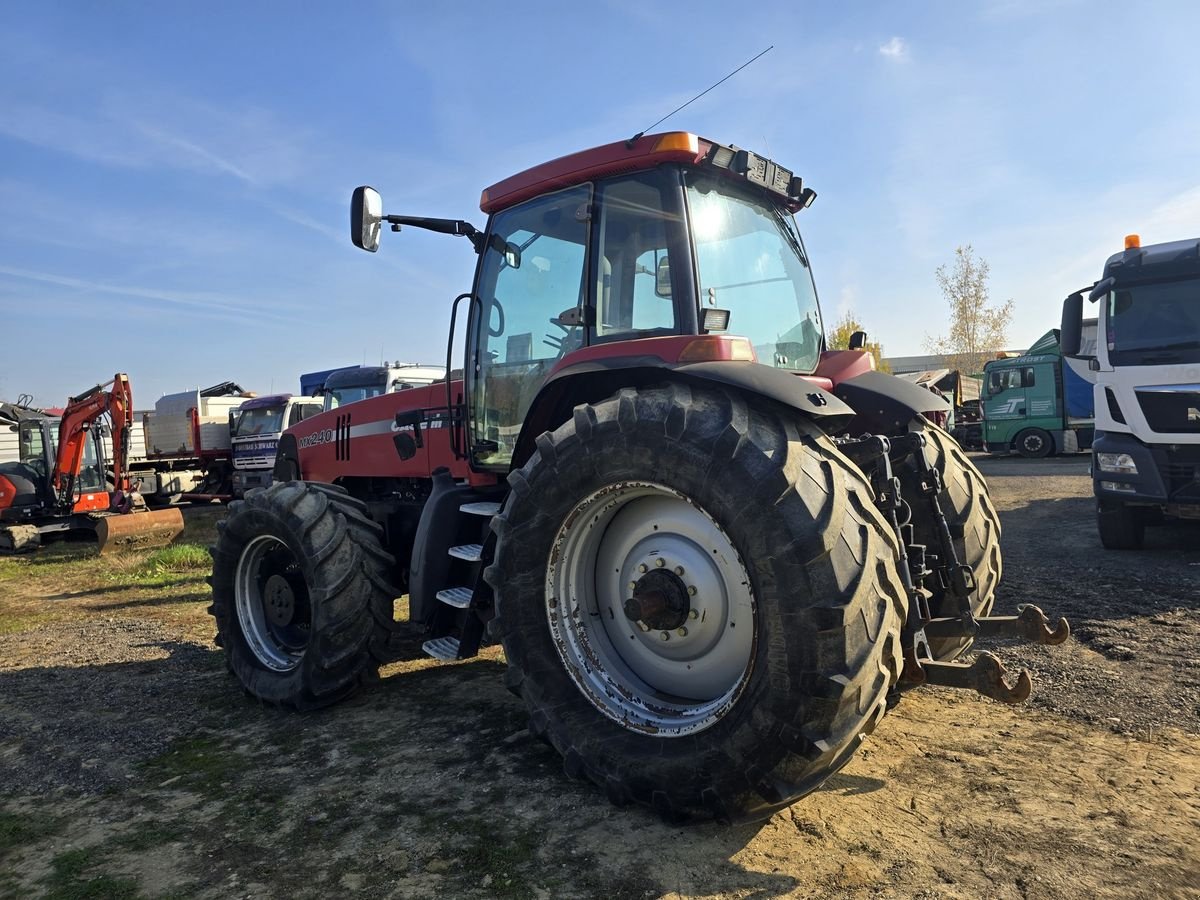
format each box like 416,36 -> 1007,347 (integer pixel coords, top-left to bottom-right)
895,421 -> 1003,660
208,481 -> 396,710
486,385 -> 906,824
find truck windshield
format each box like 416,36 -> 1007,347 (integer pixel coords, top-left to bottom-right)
685,173 -> 823,373
1106,276 -> 1200,365
233,407 -> 285,437
325,383 -> 385,410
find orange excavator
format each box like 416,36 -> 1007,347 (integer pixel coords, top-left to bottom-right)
0,374 -> 185,554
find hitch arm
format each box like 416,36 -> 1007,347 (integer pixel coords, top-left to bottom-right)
920,652 -> 1033,704
924,604 -> 1070,646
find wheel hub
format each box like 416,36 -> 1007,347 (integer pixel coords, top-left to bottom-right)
264,574 -> 296,626
624,568 -> 690,631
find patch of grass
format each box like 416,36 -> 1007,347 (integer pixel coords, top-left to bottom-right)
443,817 -> 541,898
140,544 -> 211,574
111,819 -> 188,853
0,609 -> 57,636
139,736 -> 243,798
41,847 -> 140,900
0,809 -> 64,857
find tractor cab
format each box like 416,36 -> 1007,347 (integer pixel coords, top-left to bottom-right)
352,132 -> 826,471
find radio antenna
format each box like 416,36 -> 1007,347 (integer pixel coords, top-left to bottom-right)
626,46 -> 774,148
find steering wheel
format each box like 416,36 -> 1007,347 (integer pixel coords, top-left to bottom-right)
488,299 -> 505,337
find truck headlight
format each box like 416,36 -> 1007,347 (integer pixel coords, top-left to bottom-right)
1095,452 -> 1138,475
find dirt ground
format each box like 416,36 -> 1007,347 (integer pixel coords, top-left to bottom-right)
1,456 -> 1198,899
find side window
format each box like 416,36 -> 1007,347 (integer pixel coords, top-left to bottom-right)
288,404 -> 303,428
594,174 -> 679,338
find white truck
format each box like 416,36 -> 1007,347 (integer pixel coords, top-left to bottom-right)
230,393 -> 324,497
129,382 -> 252,504
320,363 -> 446,411
1060,233 -> 1200,548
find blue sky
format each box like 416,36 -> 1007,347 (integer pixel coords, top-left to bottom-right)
3,1 -> 1198,406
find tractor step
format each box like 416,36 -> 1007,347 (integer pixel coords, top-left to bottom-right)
422,636 -> 462,661
460,501 -> 501,517
448,543 -> 483,562
436,587 -> 474,609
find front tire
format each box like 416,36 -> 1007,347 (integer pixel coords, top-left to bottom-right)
1015,428 -> 1053,458
1097,499 -> 1145,549
208,481 -> 396,710
487,385 -> 906,824
896,421 -> 1003,660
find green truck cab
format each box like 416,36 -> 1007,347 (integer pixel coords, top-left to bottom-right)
981,324 -> 1096,457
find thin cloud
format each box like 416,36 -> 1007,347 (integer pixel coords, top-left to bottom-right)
879,37 -> 909,61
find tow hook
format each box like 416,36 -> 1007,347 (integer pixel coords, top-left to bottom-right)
916,651 -> 1033,704
924,604 -> 1070,646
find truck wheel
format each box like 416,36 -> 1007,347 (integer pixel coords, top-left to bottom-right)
1097,499 -> 1145,550
208,481 -> 397,710
896,421 -> 1003,660
1015,428 -> 1053,458
486,385 -> 906,824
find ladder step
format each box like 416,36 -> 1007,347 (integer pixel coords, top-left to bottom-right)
436,587 -> 474,609
459,501 -> 501,517
448,543 -> 483,562
422,636 -> 462,661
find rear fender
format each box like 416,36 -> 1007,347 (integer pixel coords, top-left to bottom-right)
511,360 -> 854,469
273,433 -> 300,481
831,371 -> 950,433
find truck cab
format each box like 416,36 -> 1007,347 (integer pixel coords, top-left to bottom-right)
1061,234 -> 1200,547
230,394 -> 323,497
321,363 -> 445,411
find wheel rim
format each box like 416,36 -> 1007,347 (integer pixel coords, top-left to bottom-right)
1024,434 -> 1044,454
546,481 -> 756,737
235,535 -> 311,672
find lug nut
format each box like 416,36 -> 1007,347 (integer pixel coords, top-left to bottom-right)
688,585 -> 697,596
629,581 -> 637,591
676,627 -> 688,637
638,622 -> 650,632
689,609 -> 699,620
655,558 -> 665,568
674,566 -> 684,576
638,564 -> 648,573
660,631 -> 670,641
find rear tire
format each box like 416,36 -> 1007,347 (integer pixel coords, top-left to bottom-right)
1097,499 -> 1145,550
207,481 -> 397,710
896,421 -> 1003,660
1015,428 -> 1053,458
487,385 -> 906,824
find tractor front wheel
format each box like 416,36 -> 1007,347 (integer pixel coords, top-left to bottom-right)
487,385 -> 906,824
208,481 -> 396,710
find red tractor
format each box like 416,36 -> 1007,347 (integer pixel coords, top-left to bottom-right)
208,132 -> 1068,823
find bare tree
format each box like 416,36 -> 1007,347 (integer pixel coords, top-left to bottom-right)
828,311 -> 891,372
925,245 -> 1014,375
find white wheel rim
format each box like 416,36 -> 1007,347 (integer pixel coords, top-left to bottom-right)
546,481 -> 756,737
235,534 -> 308,672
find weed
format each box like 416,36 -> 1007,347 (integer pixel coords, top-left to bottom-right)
41,847 -> 140,900
0,810 -> 64,857
139,736 -> 242,798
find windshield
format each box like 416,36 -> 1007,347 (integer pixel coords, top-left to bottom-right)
1105,276 -> 1200,365
685,173 -> 823,373
325,384 -> 386,410
233,406 -> 285,437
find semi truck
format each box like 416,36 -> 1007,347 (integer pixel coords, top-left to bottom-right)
130,382 -> 250,503
320,363 -> 445,411
1061,234 -> 1200,548
229,394 -> 324,497
981,322 -> 1097,457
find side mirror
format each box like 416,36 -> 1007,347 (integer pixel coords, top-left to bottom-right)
848,330 -> 868,351
1060,292 -> 1084,357
351,186 -> 383,252
655,254 -> 671,298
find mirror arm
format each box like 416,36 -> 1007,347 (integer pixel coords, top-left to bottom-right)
383,215 -> 485,251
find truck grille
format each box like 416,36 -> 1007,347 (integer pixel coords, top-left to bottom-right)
1163,445 -> 1200,501
1135,389 -> 1200,434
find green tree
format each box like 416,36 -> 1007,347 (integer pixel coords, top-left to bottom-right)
828,311 -> 891,372
926,245 -> 1014,375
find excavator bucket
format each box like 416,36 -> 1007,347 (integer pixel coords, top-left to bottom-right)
94,508 -> 186,555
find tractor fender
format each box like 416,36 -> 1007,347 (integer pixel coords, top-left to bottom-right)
830,370 -> 951,433
511,359 -> 854,469
273,433 -> 300,482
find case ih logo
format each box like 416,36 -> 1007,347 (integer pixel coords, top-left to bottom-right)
1190,407 -> 1200,423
